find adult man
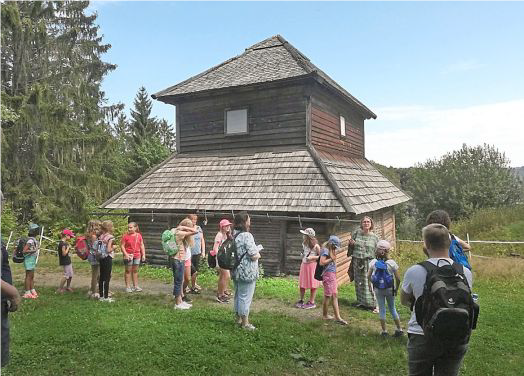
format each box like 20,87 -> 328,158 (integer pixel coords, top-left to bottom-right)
0,191 -> 20,368
401,223 -> 473,376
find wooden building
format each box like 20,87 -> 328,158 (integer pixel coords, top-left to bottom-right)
102,35 -> 410,284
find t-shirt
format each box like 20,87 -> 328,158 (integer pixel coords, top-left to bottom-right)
401,257 -> 473,335
57,240 -> 71,266
1,242 -> 13,304
301,244 -> 319,264
369,259 -> 398,291
211,232 -> 226,257
99,233 -> 115,259
25,237 -> 38,256
320,248 -> 336,273
191,226 -> 203,256
121,233 -> 143,258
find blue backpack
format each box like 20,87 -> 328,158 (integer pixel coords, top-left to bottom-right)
449,234 -> 472,271
371,260 -> 394,289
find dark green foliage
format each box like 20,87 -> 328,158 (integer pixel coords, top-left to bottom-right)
405,144 -> 522,224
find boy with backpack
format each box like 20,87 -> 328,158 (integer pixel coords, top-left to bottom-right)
0,191 -> 20,368
22,224 -> 41,299
367,240 -> 403,337
57,229 -> 75,293
401,223 -> 476,376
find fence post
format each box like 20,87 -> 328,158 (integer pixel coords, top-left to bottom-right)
467,233 -> 472,260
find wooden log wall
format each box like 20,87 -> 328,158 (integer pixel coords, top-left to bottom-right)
177,84 -> 307,153
285,221 -> 328,275
310,83 -> 366,158
130,214 -> 170,267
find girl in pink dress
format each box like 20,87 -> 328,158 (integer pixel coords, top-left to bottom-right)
295,228 -> 321,309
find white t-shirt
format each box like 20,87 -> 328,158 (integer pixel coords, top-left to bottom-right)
301,244 -> 319,264
401,258 -> 473,335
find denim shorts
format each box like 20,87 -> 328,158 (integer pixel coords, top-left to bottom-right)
124,257 -> 140,266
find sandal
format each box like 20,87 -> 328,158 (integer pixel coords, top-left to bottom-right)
190,287 -> 201,294
335,319 -> 348,326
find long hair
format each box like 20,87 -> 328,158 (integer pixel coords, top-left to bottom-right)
101,220 -> 114,234
178,218 -> 195,248
128,221 -> 140,233
234,211 -> 250,232
303,235 -> 318,250
360,216 -> 374,231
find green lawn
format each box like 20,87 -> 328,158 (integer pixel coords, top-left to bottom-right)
3,253 -> 524,375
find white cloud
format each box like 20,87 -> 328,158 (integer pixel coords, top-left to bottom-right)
367,99 -> 524,168
442,59 -> 485,75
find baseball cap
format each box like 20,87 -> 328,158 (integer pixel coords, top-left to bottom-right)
219,219 -> 232,228
327,235 -> 341,249
299,228 -> 316,237
28,223 -> 40,232
62,228 -> 75,237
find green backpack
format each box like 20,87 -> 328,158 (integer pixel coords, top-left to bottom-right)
162,229 -> 178,256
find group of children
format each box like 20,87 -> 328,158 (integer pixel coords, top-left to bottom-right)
295,227 -> 403,333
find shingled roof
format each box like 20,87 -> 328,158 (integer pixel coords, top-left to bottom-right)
102,148 -> 409,215
152,35 -> 376,119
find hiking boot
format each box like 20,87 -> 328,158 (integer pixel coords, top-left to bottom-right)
393,330 -> 404,337
294,300 -> 304,308
303,301 -> 316,310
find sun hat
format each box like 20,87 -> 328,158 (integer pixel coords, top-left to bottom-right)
62,228 -> 75,238
377,239 -> 391,251
327,235 -> 341,249
299,228 -> 316,237
219,219 -> 232,228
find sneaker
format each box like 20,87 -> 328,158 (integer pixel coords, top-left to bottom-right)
242,323 -> 256,331
31,290 -> 38,298
133,286 -> 143,292
92,293 -> 100,299
335,319 -> 348,326
56,288 -> 65,294
393,330 -> 404,337
125,287 -> 134,293
105,297 -> 115,303
294,300 -> 304,309
381,331 -> 389,337
99,297 -> 107,302
303,301 -> 316,310
175,302 -> 191,310
66,288 -> 74,292
23,292 -> 34,299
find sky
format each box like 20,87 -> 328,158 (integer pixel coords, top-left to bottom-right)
89,1 -> 524,167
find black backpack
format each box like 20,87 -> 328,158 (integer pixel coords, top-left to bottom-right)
414,260 -> 479,346
217,232 -> 245,271
12,237 -> 28,263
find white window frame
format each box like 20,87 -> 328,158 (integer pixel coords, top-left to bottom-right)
340,115 -> 346,137
225,108 -> 248,135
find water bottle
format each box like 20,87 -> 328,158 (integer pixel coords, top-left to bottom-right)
472,293 -> 479,303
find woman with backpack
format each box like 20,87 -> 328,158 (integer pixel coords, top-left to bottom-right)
213,219 -> 233,303
86,220 -> 102,299
367,240 -> 403,337
348,216 -> 379,311
232,212 -> 261,330
295,228 -> 321,309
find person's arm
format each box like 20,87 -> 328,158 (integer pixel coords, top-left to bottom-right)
319,254 -> 330,266
201,232 -> 205,257
393,269 -> 401,295
107,238 -> 114,255
121,236 -> 129,259
177,225 -> 197,234
458,238 -> 471,252
400,289 -> 415,307
22,240 -> 31,254
1,280 -> 21,312
212,233 -> 222,256
61,243 -> 69,257
140,235 -> 146,261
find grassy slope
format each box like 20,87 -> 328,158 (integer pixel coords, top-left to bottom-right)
3,251 -> 524,376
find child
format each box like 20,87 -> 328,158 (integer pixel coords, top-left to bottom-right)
86,220 -> 101,299
98,220 -> 115,302
295,228 -> 321,309
121,222 -> 146,293
172,219 -> 196,310
22,223 -> 40,299
213,219 -> 233,303
367,240 -> 403,337
320,235 -> 347,325
57,229 -> 75,293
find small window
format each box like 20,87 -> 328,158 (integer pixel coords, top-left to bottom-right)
340,115 -> 346,137
225,109 -> 248,134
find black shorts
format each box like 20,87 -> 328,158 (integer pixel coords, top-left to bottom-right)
1,302 -> 9,368
191,254 -> 201,275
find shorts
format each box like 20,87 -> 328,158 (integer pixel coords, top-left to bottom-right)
63,264 -> 74,278
24,254 -> 37,271
191,254 -> 201,275
322,271 -> 338,297
184,258 -> 191,268
88,253 -> 99,266
1,302 -> 9,367
124,257 -> 141,266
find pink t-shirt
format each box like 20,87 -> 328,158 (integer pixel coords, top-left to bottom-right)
211,232 -> 227,256
121,233 -> 143,258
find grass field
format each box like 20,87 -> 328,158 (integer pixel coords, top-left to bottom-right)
3,247 -> 524,376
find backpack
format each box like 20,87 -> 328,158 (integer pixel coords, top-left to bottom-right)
74,236 -> 89,260
12,237 -> 28,263
414,260 -> 479,347
217,232 -> 245,271
94,234 -> 112,260
371,259 -> 394,289
449,234 -> 472,270
162,229 -> 179,257
314,256 -> 324,281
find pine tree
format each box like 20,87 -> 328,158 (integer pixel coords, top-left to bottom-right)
129,86 -> 158,145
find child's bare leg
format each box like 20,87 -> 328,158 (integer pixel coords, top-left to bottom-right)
299,287 -> 305,301
59,277 -> 67,290
394,318 -> 402,331
25,270 -> 31,291
332,294 -> 342,320
323,296 -> 333,319
309,288 -> 317,303
124,264 -> 131,288
132,265 -> 139,287
66,277 -> 72,288
380,319 -> 387,332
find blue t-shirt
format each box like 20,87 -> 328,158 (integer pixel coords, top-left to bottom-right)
191,226 -> 203,256
321,248 -> 336,273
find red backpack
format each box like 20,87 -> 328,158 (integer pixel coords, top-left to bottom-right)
75,236 -> 89,260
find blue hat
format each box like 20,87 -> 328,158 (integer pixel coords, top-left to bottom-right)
327,235 -> 341,249
28,223 -> 40,232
